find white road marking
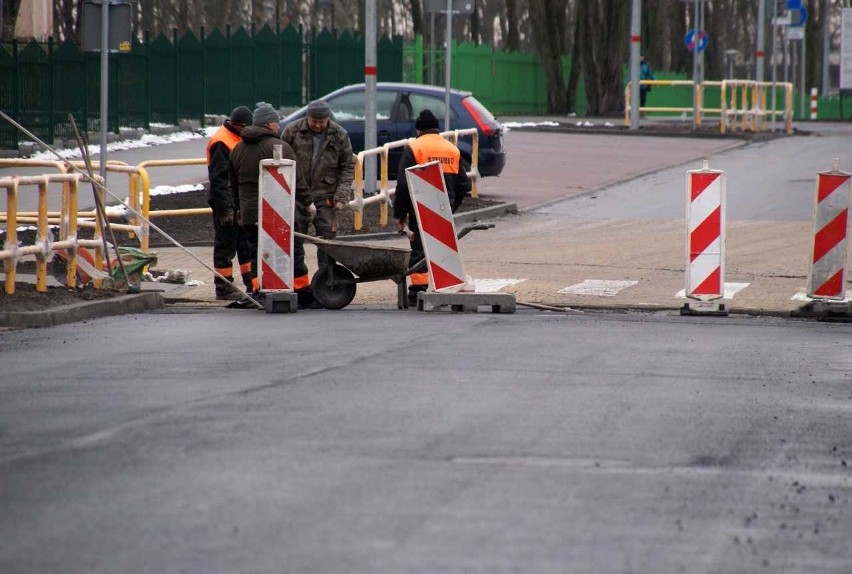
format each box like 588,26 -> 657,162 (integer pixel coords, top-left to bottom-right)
675,282 -> 750,299
559,279 -> 638,297
472,278 -> 527,293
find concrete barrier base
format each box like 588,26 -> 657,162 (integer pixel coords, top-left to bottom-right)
680,301 -> 729,317
264,292 -> 299,313
417,292 -> 516,314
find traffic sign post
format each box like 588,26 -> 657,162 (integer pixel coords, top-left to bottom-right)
684,29 -> 708,54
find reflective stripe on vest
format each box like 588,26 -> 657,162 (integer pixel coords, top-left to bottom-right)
206,126 -> 242,163
409,133 -> 460,175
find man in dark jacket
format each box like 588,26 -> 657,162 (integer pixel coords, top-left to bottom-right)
207,105 -> 253,300
280,99 -> 355,269
229,102 -> 313,304
394,109 -> 471,305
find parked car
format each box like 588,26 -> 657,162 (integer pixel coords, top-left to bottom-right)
279,82 -> 506,179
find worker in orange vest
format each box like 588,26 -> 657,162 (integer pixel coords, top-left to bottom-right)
394,109 -> 471,306
206,106 -> 253,300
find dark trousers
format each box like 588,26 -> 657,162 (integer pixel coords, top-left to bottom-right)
313,202 -> 337,269
243,222 -> 309,292
213,215 -> 252,292
640,87 -> 649,108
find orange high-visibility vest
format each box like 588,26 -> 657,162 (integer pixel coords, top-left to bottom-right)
206,125 -> 242,163
409,133 -> 460,174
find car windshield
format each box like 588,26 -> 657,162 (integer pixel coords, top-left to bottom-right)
327,90 -> 396,121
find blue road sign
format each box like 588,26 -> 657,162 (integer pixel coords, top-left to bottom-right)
684,29 -> 708,54
790,5 -> 807,27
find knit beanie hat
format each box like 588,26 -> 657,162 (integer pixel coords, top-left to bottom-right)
252,102 -> 279,126
229,106 -> 252,126
415,109 -> 439,132
306,99 -> 331,119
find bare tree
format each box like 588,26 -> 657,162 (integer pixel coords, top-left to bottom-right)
529,0 -> 568,113
579,0 -> 628,115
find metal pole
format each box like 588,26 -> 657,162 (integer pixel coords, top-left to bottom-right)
801,35 -> 806,118
692,0 -> 699,129
756,0 -> 766,82
771,0 -> 778,132
444,0 -> 452,131
699,0 -> 705,82
430,12 -> 435,85
365,0 -> 377,194
100,0 -> 109,187
821,0 -> 830,95
629,0 -> 641,130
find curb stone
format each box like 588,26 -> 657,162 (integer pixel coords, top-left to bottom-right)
0,292 -> 164,329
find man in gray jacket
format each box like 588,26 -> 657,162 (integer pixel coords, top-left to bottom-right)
229,102 -> 314,304
281,99 -> 355,269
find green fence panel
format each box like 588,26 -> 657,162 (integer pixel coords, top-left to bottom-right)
378,35 -> 403,82
116,36 -> 149,129
0,43 -> 16,148
311,28 -> 337,99
177,30 -> 203,125
279,25 -> 302,106
255,25 -> 281,108
18,40 -> 52,143
204,28 -> 231,114
229,27 -> 256,110
337,30 -> 363,89
149,32 -> 177,125
52,39 -> 86,139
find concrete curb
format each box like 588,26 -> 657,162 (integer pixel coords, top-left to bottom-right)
508,123 -> 794,142
0,292 -> 164,329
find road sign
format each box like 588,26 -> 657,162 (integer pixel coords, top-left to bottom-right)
789,6 -> 807,27
788,27 -> 805,40
684,29 -> 708,54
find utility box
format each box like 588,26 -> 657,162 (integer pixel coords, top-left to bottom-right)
80,0 -> 133,53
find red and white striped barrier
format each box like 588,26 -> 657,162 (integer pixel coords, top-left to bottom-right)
257,157 -> 296,292
810,87 -> 818,120
685,161 -> 726,300
405,161 -> 469,293
806,162 -> 851,300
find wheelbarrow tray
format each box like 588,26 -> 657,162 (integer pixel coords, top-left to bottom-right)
295,233 -> 410,280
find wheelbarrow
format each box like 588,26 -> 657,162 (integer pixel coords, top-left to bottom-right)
296,223 -> 494,310
295,232 -> 411,309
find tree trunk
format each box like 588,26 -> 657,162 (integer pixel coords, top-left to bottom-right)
529,0 -> 568,113
505,0 -> 519,51
581,0 -> 628,115
565,0 -> 582,113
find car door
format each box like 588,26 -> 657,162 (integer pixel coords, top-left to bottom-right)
325,88 -> 398,154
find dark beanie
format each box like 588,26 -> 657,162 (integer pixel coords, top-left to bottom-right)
229,106 -> 252,126
252,102 -> 279,126
415,109 -> 439,132
306,99 -> 331,119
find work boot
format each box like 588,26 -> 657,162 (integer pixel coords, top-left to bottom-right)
297,288 -> 322,309
215,285 -> 243,301
407,286 -> 427,307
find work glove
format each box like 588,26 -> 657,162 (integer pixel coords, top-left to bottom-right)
334,201 -> 347,211
219,213 -> 234,226
306,202 -> 317,221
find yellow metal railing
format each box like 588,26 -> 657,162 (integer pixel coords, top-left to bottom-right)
624,79 -> 794,135
0,173 -> 106,294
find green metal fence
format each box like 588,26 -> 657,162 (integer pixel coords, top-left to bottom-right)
0,25 -> 404,149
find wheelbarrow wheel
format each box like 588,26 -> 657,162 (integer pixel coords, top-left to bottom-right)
311,264 -> 357,310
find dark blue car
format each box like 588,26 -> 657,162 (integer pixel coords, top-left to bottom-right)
279,82 -> 507,179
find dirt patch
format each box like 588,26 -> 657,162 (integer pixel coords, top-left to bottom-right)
0,281 -> 123,313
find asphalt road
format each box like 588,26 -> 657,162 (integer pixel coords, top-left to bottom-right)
1,310 -> 851,573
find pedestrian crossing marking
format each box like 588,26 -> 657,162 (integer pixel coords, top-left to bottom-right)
472,278 -> 527,293
675,282 -> 750,299
558,279 -> 638,297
